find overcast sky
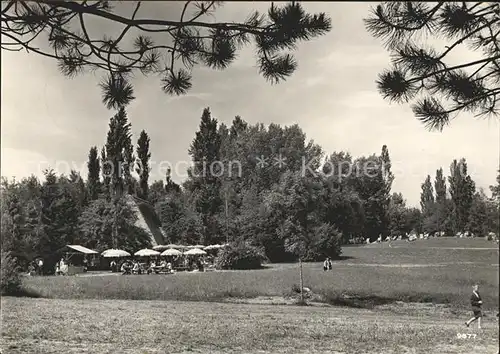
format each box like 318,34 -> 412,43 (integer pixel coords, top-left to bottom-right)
1,2 -> 499,207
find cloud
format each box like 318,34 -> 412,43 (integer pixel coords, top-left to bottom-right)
1,148 -> 50,181
317,46 -> 389,69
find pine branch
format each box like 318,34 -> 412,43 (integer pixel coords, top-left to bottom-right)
1,1 -> 331,108
366,1 -> 500,130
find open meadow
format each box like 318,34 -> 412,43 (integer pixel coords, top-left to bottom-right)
2,238 -> 499,353
18,238 -> 500,310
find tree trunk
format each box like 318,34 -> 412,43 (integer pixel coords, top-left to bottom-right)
225,192 -> 229,244
299,258 -> 304,302
112,196 -> 119,249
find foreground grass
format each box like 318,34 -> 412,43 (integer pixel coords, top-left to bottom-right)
1,297 -> 498,354
21,239 -> 499,311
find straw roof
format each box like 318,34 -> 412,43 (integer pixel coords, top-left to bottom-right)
125,195 -> 166,246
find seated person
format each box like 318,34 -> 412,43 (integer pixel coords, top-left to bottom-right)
197,260 -> 204,272
147,260 -> 156,274
58,258 -> 66,275
166,262 -> 172,272
28,263 -> 35,276
132,261 -> 140,274
121,261 -> 131,274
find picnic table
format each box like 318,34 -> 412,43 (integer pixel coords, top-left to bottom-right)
174,266 -> 190,272
147,265 -> 174,274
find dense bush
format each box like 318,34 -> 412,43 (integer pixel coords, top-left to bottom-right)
216,243 -> 266,270
1,251 -> 22,295
302,224 -> 343,261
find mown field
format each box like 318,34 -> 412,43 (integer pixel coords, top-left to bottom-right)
19,238 -> 500,310
1,297 -> 499,354
1,237 -> 499,353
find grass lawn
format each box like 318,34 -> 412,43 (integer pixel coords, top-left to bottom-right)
1,297 -> 498,353
20,238 -> 499,311
2,237 -> 498,353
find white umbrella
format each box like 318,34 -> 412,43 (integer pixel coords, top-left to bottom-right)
134,249 -> 160,257
102,249 -> 131,258
161,248 -> 182,256
187,244 -> 205,249
169,244 -> 188,249
204,244 -> 222,250
184,248 -> 207,255
152,245 -> 169,251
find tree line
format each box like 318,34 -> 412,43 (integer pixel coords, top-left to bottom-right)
419,163 -> 499,237
2,107 -> 498,272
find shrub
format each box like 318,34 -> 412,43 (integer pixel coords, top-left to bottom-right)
216,242 -> 265,270
303,223 -> 342,261
1,251 -> 22,295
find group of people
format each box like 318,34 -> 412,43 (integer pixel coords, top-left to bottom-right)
55,257 -> 68,275
110,256 -> 209,275
116,259 -> 175,275
27,258 -> 44,276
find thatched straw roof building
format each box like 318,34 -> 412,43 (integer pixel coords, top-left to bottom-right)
124,194 -> 166,246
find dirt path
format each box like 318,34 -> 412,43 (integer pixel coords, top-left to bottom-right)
1,297 -> 498,354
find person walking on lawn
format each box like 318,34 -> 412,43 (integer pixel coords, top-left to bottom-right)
465,284 -> 483,329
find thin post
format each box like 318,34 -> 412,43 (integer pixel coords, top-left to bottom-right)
225,191 -> 229,244
111,185 -> 121,249
299,258 -> 304,302
112,200 -> 118,249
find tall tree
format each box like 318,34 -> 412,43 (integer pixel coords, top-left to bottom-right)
156,193 -> 185,244
467,190 -> 488,236
365,2 -> 499,131
2,190 -> 26,260
230,116 -> 248,140
351,154 -> 388,241
101,147 -> 110,199
69,170 -> 88,210
105,108 -> 134,200
87,147 -> 101,201
135,130 -> 151,200
149,180 -> 166,206
434,167 -> 448,232
420,175 -> 434,213
118,112 -> 135,195
165,168 -> 181,195
187,108 -> 223,245
388,192 -> 407,236
104,108 -> 134,248
448,158 -> 476,233
2,2 -> 331,109
434,168 -> 447,204
380,145 -> 394,236
39,170 -> 80,273
322,151 -> 365,243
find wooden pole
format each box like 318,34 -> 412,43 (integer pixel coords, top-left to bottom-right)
299,258 -> 304,302
112,199 -> 118,249
225,191 -> 229,244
